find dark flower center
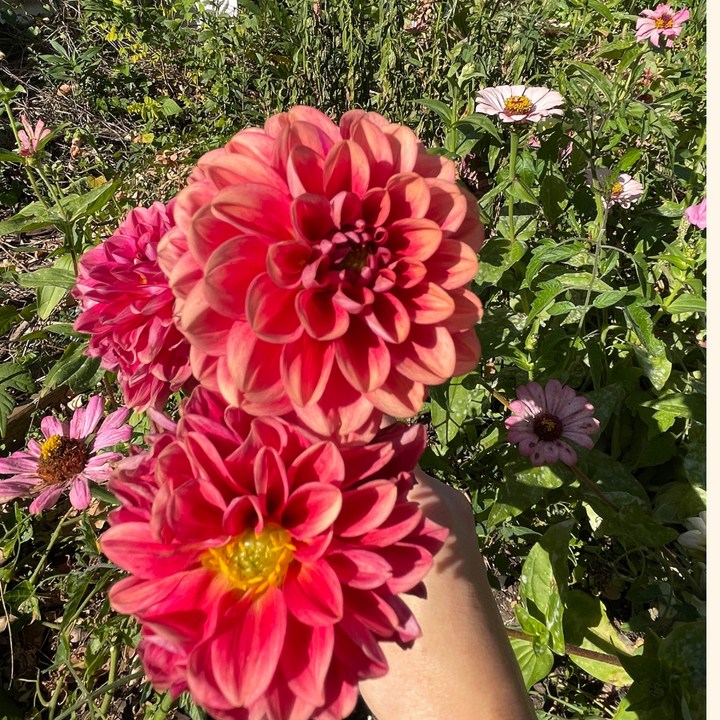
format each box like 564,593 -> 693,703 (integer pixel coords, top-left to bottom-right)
533,412 -> 564,442
37,435 -> 88,484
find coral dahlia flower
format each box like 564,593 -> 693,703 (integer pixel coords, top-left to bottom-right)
18,114 -> 51,157
505,380 -> 600,466
73,202 -> 193,412
636,4 -> 690,47
0,396 -> 131,513
685,197 -> 706,229
475,85 -> 564,123
102,388 -> 447,720
585,168 -> 644,209
157,106 -> 484,443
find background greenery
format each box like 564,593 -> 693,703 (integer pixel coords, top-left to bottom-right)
0,0 -> 706,718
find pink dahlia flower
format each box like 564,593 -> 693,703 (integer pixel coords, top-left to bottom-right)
73,202 -> 193,412
18,114 -> 51,157
505,380 -> 600,467
585,168 -> 644,209
157,106 -> 484,443
635,4 -> 690,47
0,396 -> 131,513
475,85 -> 564,123
685,197 -> 706,229
102,387 -> 446,720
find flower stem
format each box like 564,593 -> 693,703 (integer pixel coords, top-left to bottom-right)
507,128 -> 519,242
569,464 -> 619,512
28,508 -> 74,586
99,644 -> 120,715
50,671 -> 143,720
151,692 -> 175,720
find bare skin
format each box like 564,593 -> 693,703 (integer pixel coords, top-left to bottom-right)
359,468 -> 537,720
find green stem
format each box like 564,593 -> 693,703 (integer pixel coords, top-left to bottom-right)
28,508 -> 74,586
99,644 -> 120,716
570,464 -> 619,512
51,671 -> 143,720
507,128 -> 519,242
151,691 -> 175,720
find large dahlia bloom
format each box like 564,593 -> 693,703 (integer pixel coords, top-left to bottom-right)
0,396 -> 131,513
505,380 -> 600,467
102,388 -> 446,720
73,202 -> 193,412
635,4 -> 690,48
158,106 -> 484,442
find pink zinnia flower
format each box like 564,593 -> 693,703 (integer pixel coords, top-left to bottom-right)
685,197 -> 706,229
635,4 -> 690,47
101,387 -> 447,720
157,106 -> 484,443
17,114 -> 51,157
505,380 -> 600,466
0,396 -> 131,513
585,168 -> 644,209
73,202 -> 194,412
475,85 -> 564,123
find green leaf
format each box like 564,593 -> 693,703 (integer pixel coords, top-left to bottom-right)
475,236 -> 527,286
658,622 -> 706,720
0,201 -> 64,235
653,482 -> 705,524
588,0 -> 616,23
684,443 -> 706,493
160,97 -> 183,116
429,376 -> 485,446
44,322 -> 88,338
598,500 -> 679,547
633,346 -> 672,392
18,266 -> 76,289
563,590 -> 633,686
0,306 -> 21,336
457,113 -> 502,141
506,179 -> 538,206
61,180 -> 120,222
568,61 -> 613,98
0,150 -> 24,163
519,520 -> 573,654
417,98 -> 454,127
584,383 -> 625,432
554,272 -> 613,293
641,392 -> 706,424
522,241 -> 585,289
526,279 -> 562,324
509,637 -> 554,690
36,255 -> 76,319
539,175 -> 569,224
666,294 -> 706,314
593,289 -> 627,308
616,148 -> 642,172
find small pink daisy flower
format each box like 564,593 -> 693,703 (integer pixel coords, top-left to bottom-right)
0,396 -> 131,514
475,85 -> 564,124
685,197 -> 706,229
635,4 -> 690,48
505,380 -> 600,467
18,114 -> 51,157
585,168 -> 644,209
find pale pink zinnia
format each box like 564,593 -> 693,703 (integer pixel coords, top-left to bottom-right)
585,168 -> 644,209
505,380 -> 600,466
17,114 -> 51,157
475,85 -> 564,123
635,4 -> 690,47
685,197 -> 706,229
157,106 -> 484,443
102,387 -> 447,720
0,396 -> 131,513
73,202 -> 194,412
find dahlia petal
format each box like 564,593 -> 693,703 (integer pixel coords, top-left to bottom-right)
452,327 -> 481,376
386,173 -> 431,223
335,317 -> 391,393
394,325 -> 456,384
424,238 -> 478,290
282,482 -> 342,540
204,237 -> 271,319
267,241 -> 311,289
291,194 -> 334,242
254,447 -> 289,517
296,289 -> 350,341
288,441 -> 345,491
226,322 -> 286,399
441,288 -> 483,332
188,639 -> 238,712
350,118 -> 394,189
334,480 -> 397,537
391,257 -> 427,289
212,183 -> 294,241
284,559 -> 343,626
327,548 -> 393,589
227,128 -> 275,162
342,588 -> 398,639
323,140 -> 370,199
69,476 -> 91,509
314,661 -> 360,720
363,292 -> 411,345
180,283 -> 234,355
288,106 -> 342,144
367,368 -> 426,417
425,179 -> 468,232
359,503 -> 423,548
203,154 -> 288,194
223,495 -> 264,535
395,282 -> 455,324
168,480 -> 226,541
264,673 -> 317,720
172,182 -> 217,232
246,274 -> 303,343
386,217 -> 442,261
412,151 -> 455,182
381,124 -> 419,174
280,619 -> 333,707
330,191 -> 363,229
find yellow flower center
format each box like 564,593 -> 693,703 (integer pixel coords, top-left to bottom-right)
504,95 -> 533,115
202,524 -> 295,597
539,417 -> 556,432
654,16 -> 674,29
38,435 -> 89,484
611,182 -> 624,197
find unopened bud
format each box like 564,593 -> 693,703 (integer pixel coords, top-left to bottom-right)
57,83 -> 72,97
69,137 -> 82,159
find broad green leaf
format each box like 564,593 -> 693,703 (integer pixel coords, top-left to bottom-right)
457,113 -> 502,141
507,179 -> 538,206
18,266 -> 76,290
160,97 -> 183,116
429,377 -> 486,446
539,175 -> 569,224
554,272 -> 613,293
653,482 -> 705,524
666,294 -> 706,314
61,180 -> 120,222
36,255 -> 76,319
44,323 -> 88,338
417,98 -> 454,127
563,590 -> 633,686
0,201 -> 63,236
509,637 -> 554,690
616,148 -> 642,173
0,150 -> 23,163
658,622 -> 706,720
526,279 -> 563,324
641,392 -> 705,424
598,500 -> 679,547
588,0 -> 615,23
684,443 -> 706,493
522,241 -> 585,289
568,60 -> 613,98
623,301 -> 664,354
593,289 -> 627,308
633,346 -> 672,392
475,236 -> 527,286
519,520 -> 573,654
0,306 -> 21,336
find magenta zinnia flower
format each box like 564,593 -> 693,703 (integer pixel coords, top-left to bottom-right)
475,85 -> 564,123
0,396 -> 131,513
505,380 -> 600,466
102,388 -> 446,720
635,4 -> 690,47
157,106 -> 484,443
585,168 -> 644,209
685,197 -> 706,229
73,202 -> 193,412
17,114 -> 51,157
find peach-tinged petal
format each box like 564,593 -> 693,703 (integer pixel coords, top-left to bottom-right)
424,179 -> 468,232
393,325 -> 456,385
350,118 -> 394,189
282,482 -> 342,539
291,194 -> 334,242
246,274 -> 303,343
386,173 -> 431,222
334,480 -> 397,537
363,292 -> 411,345
424,239 -> 478,290
212,183 -> 294,240
279,619 -> 333,707
296,289 -> 349,341
281,334 -> 334,408
254,447 -> 289,516
367,369 -> 426,417
180,283 -> 234,356
204,154 -> 288,194
323,140 -> 371,199
386,218 -> 443,261
284,560 -> 343,626
267,241 -> 311,289
395,282 -> 455,325
381,124 -> 419,173
287,145 -> 325,197
335,318 -> 391,393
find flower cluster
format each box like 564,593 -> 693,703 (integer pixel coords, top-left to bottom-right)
102,388 -> 446,720
73,202 -> 194,412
